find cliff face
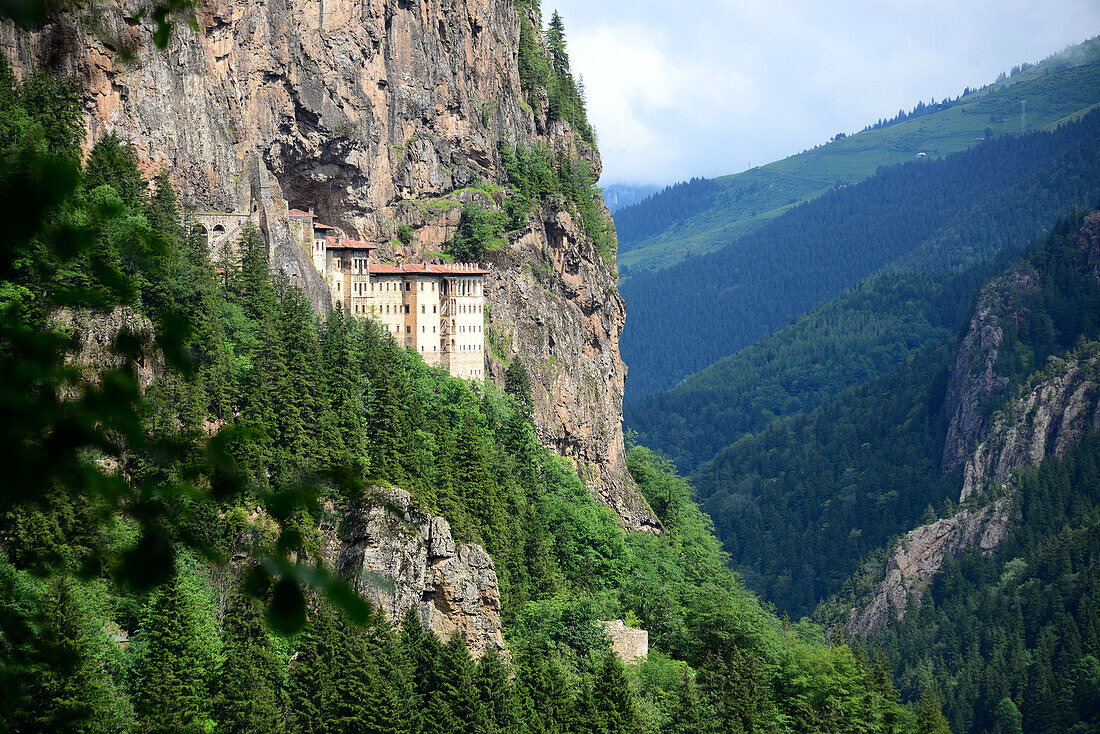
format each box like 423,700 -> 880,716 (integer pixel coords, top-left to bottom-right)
848,215 -> 1100,636
320,487 -> 505,658
1,0 -> 656,531
940,268 -> 1039,474
849,345 -> 1100,636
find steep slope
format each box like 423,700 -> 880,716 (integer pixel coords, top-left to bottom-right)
692,211 -> 1100,620
616,35 -> 1100,274
621,106 -> 1100,402
0,0 -> 656,530
845,212 -> 1100,637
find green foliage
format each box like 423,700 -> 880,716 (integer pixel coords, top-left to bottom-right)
396,223 -> 415,245
627,262 -> 996,474
518,17 -> 548,106
446,202 -> 505,262
873,427 -> 1100,733
689,345 -> 958,618
499,141 -> 615,263
616,36 -> 1100,274
126,563 -> 221,733
622,106 -> 1100,400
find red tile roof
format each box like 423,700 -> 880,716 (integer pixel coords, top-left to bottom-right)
368,262 -> 489,275
313,222 -> 336,230
288,208 -> 314,217
325,236 -> 377,250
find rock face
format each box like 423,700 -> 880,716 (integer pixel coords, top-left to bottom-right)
1,0 -> 657,530
961,352 -> 1100,502
942,211 -> 1100,474
848,347 -> 1100,636
326,487 -> 505,658
940,268 -> 1038,474
484,209 -> 662,532
846,502 -> 1010,636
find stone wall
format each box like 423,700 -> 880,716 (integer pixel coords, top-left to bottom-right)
602,620 -> 648,664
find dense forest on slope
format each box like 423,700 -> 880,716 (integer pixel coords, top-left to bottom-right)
621,106 -> 1100,401
614,36 -> 1100,274
627,262 -> 997,474
873,426 -> 1100,734
0,55 -> 934,733
690,211 -> 1100,621
691,346 -> 958,619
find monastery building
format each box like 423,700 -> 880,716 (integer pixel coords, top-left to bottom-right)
288,207 -> 487,379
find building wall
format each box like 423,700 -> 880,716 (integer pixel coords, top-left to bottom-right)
444,276 -> 486,378
371,275 -> 407,342
411,276 -> 443,366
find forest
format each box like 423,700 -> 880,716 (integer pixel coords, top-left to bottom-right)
687,210 -> 1100,619
0,52 -> 944,733
620,106 -> 1100,401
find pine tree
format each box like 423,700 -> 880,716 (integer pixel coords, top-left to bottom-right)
592,652 -> 641,733
130,568 -> 219,734
212,590 -> 281,734
24,576 -> 130,733
475,647 -> 518,733
285,606 -> 338,733
435,632 -> 482,730
992,697 -> 1023,734
319,307 -> 367,476
543,12 -> 569,78
915,690 -> 952,734
668,669 -> 702,734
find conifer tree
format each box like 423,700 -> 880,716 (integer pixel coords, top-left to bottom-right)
275,274 -> 324,467
435,632 -> 482,730
24,576 -> 130,733
915,690 -> 952,734
475,647 -> 518,733
130,568 -> 219,734
212,590 -> 281,734
319,307 -> 367,475
992,697 -> 1023,734
592,652 -> 641,733
285,606 -> 338,733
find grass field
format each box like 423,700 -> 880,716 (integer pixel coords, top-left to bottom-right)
616,36 -> 1100,275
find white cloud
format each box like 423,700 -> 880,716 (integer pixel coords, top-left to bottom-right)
545,0 -> 1100,184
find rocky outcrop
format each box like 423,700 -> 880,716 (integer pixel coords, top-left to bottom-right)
849,345 -> 1100,636
941,268 -> 1039,474
846,502 -> 1010,636
324,487 -> 505,658
58,307 -> 161,390
942,211 -> 1100,474
1,0 -> 657,530
484,208 -> 661,533
961,349 -> 1100,501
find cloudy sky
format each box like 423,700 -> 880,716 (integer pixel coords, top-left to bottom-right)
542,1 -> 1100,185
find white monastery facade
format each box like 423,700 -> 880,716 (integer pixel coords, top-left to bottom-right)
287,207 -> 487,379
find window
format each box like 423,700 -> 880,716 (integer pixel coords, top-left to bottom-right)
419,282 -> 424,291
421,305 -> 425,314
406,326 -> 411,333
421,325 -> 425,332
405,282 -> 410,291
432,326 -> 436,333
433,305 -> 437,314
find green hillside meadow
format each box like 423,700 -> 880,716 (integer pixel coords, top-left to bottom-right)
616,36 -> 1100,274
